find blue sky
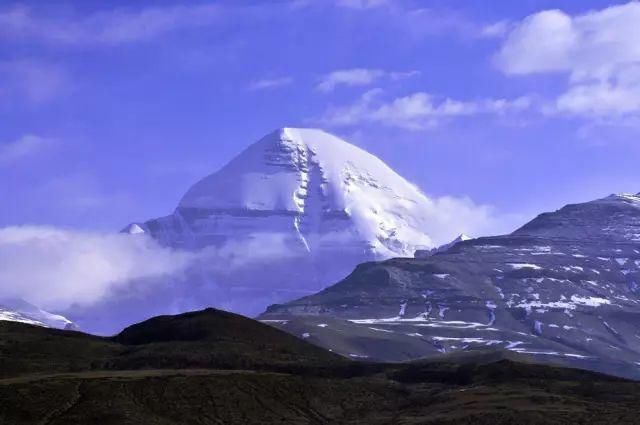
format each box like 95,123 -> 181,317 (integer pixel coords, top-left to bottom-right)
1,0 -> 639,233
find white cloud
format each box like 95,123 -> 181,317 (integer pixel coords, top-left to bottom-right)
0,135 -> 55,165
494,10 -> 576,75
422,195 -> 524,244
248,77 -> 293,91
495,2 -> 640,118
0,224 -> 322,314
0,4 -> 221,46
556,77 -> 640,117
317,68 -> 418,92
0,226 -> 195,310
0,215 -> 524,314
328,2 -> 481,39
319,89 -> 531,129
198,233 -> 305,271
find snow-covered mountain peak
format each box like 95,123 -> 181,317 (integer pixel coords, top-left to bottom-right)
615,193 -> 640,205
596,193 -> 640,206
179,127 -> 427,215
175,127 -> 434,256
115,128 -> 452,325
122,223 -> 146,234
453,233 -> 472,242
0,298 -> 76,330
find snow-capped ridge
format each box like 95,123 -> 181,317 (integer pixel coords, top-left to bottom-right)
179,127 -> 428,213
415,233 -> 473,258
115,127 -> 447,322
454,233 -> 472,243
265,189 -> 640,379
0,299 -> 77,330
616,193 -> 640,205
598,193 -> 640,205
162,127 -> 435,258
122,223 -> 146,234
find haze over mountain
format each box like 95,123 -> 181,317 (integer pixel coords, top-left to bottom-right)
263,192 -> 640,379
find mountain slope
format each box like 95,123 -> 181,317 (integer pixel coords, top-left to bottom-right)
81,127 -> 449,333
176,127 -> 434,257
131,127 -> 435,257
262,193 -> 640,379
0,308 -> 343,379
0,299 -> 76,330
2,309 -> 640,424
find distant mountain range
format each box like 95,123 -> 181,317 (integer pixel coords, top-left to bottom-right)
3,127 -> 640,383
262,193 -> 640,379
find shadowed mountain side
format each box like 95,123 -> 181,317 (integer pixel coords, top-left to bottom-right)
261,193 -> 640,380
96,127 -> 445,334
0,308 -> 344,379
2,308 -> 640,423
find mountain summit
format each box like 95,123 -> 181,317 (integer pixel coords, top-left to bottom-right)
74,128 -> 448,333
134,127 -> 434,257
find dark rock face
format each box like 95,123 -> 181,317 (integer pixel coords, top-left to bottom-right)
262,193 -> 640,379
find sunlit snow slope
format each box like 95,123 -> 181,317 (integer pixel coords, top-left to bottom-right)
135,128 -> 434,257
0,299 -> 76,330
110,128 -> 439,328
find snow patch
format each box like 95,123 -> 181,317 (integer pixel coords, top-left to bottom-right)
507,263 -> 542,270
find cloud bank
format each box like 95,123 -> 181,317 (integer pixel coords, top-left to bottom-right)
420,195 -> 524,246
495,2 -> 640,118
319,89 -> 531,129
0,196 -> 519,312
0,226 -> 194,310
